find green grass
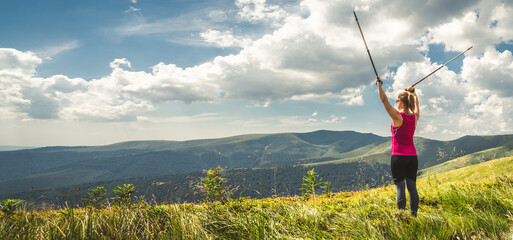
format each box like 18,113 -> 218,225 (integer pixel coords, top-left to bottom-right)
2,157 -> 513,239
419,145 -> 513,176
419,156 -> 513,184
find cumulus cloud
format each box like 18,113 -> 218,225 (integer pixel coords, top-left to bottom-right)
390,57 -> 465,114
0,48 -> 89,120
111,0 -> 481,106
389,53 -> 513,136
366,0 -> 513,138
200,30 -> 249,48
19,87 -> 61,119
462,49 -> 513,98
457,94 -> 512,135
0,50 -> 222,121
110,58 -> 132,69
2,0 -> 513,138
235,0 -> 288,26
0,48 -> 42,76
427,0 -> 513,54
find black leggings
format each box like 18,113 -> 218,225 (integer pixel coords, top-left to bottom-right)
390,155 -> 418,184
391,155 -> 419,216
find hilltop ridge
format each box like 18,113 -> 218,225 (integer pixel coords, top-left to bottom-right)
1,130 -> 512,198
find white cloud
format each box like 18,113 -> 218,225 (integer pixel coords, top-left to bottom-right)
113,13 -> 210,37
0,48 -> 42,76
124,6 -> 141,14
462,49 -> 513,98
209,10 -> 228,22
0,48 -> 44,118
2,0 -> 513,141
105,0 -> 513,114
390,57 -> 465,115
47,75 -> 88,94
427,1 -> 513,54
124,62 -> 221,103
200,30 -> 249,48
419,123 -> 438,134
110,58 -> 132,69
290,88 -> 364,106
457,94 -> 511,135
235,0 -> 288,26
0,51 -> 218,121
378,0 -> 513,139
322,114 -> 346,123
0,48 -> 91,120
251,99 -> 271,108
389,48 -> 513,137
36,40 -> 79,60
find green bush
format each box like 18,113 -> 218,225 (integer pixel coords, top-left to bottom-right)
300,168 -> 323,198
113,184 -> 137,206
85,186 -> 107,209
200,166 -> 227,203
0,199 -> 25,217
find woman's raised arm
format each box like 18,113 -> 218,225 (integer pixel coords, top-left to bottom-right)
377,77 -> 402,127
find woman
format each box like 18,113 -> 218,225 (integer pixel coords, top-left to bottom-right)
376,76 -> 419,217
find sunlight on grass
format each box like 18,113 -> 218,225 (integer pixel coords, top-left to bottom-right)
2,157 -> 513,239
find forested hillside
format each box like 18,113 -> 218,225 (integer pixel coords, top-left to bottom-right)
1,130 -> 512,202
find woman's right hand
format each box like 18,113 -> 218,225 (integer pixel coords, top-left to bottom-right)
376,76 -> 383,86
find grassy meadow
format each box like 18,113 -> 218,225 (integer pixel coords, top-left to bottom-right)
2,157 -> 513,239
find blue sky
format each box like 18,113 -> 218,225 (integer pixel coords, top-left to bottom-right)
1,0 -> 513,147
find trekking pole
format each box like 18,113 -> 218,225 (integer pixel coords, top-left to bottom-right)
353,11 -> 379,79
412,46 -> 473,87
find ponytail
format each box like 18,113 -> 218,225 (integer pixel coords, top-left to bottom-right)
407,92 -> 415,112
397,91 -> 415,113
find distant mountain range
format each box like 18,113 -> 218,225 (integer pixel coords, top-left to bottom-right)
0,146 -> 34,151
1,130 -> 512,202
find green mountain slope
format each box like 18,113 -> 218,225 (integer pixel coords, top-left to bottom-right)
307,134 -> 513,170
419,156 -> 513,183
1,130 -> 513,195
419,140 -> 513,176
0,130 -> 388,194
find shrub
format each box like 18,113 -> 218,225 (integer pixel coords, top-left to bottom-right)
322,181 -> 331,195
200,166 -> 227,203
85,186 -> 108,209
0,199 -> 25,217
301,168 -> 323,198
113,184 -> 137,206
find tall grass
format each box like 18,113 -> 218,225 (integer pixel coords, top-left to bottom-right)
2,173 -> 513,239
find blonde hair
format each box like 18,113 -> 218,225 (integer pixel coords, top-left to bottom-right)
397,91 -> 415,112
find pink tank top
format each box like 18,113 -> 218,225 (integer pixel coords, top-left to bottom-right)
391,112 -> 417,156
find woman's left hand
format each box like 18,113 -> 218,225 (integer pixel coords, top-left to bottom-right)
405,86 -> 415,93
376,76 -> 383,87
